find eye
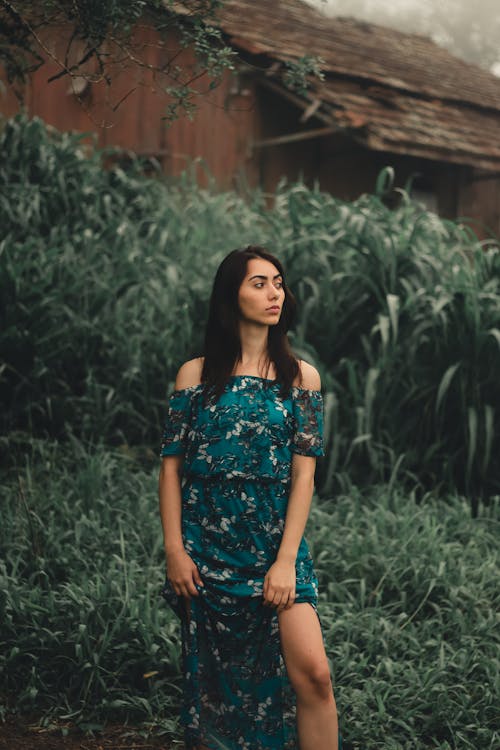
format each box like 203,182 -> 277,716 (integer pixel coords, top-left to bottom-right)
254,282 -> 264,288
275,281 -> 283,289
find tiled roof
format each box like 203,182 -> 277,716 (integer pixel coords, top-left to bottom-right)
170,0 -> 500,169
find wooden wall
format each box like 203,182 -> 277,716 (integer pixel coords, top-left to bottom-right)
254,86 -> 465,220
0,23 -> 260,190
457,170 -> 500,240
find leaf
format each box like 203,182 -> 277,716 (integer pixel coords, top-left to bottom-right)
364,368 -> 379,427
435,363 -> 461,414
378,314 -> 390,349
482,404 -> 494,477
375,166 -> 395,197
386,293 -> 400,342
322,390 -> 337,449
488,328 -> 500,350
466,406 -> 478,485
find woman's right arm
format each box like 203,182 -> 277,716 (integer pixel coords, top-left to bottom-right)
158,357 -> 204,598
158,456 -> 203,598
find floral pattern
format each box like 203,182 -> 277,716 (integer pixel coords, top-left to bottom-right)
159,375 -> 325,750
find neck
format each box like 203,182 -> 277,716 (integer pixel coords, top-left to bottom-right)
236,319 -> 270,370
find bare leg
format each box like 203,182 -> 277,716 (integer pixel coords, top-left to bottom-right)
278,603 -> 338,750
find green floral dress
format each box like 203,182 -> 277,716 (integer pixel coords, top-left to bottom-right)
159,375 -> 326,750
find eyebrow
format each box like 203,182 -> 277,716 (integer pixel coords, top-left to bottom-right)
248,273 -> 283,281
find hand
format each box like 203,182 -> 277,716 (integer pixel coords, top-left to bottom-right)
166,548 -> 204,599
263,559 -> 296,612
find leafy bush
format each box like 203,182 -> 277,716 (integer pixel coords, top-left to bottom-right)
1,114 -> 498,743
1,440 -> 498,748
0,438 -> 181,729
271,181 -> 500,507
1,113 -> 500,504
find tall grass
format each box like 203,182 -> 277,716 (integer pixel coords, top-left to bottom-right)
266,180 -> 500,506
1,440 -> 498,747
1,112 -> 500,503
2,110 -> 499,749
0,438 -> 181,730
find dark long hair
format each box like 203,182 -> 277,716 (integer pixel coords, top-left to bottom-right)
200,246 -> 302,401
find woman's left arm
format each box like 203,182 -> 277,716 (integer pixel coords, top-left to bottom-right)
263,454 -> 316,611
263,361 -> 322,612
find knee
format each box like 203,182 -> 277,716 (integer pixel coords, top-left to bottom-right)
290,661 -> 334,704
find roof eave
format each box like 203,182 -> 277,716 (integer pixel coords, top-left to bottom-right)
257,76 -> 500,172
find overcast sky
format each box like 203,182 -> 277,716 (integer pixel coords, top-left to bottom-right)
304,0 -> 500,75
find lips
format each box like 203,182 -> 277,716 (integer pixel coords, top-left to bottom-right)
266,307 -> 280,311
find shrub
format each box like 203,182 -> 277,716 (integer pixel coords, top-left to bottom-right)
1,440 -> 498,748
1,113 -> 500,504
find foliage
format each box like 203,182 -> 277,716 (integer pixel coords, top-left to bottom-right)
269,170 -> 500,508
283,54 -> 325,96
0,0 -> 236,124
0,439 -> 181,730
1,112 -> 498,745
0,439 -> 498,748
0,113 -> 258,454
0,0 -> 324,125
2,114 -> 500,507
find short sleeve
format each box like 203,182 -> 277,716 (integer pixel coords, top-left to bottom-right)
291,388 -> 325,457
159,389 -> 193,457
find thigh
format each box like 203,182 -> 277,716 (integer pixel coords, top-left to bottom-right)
278,602 -> 329,677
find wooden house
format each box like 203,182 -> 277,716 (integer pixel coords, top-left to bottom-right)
2,0 -> 500,237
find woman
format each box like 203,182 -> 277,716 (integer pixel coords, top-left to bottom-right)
158,246 -> 340,750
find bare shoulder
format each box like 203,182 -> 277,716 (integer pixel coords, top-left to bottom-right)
293,359 -> 321,390
174,356 -> 204,390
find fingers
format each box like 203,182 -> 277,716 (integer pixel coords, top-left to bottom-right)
263,587 -> 296,610
193,569 -> 204,588
284,591 -> 296,609
168,564 -> 204,599
263,562 -> 296,610
265,576 -> 295,607
175,581 -> 199,598
171,582 -> 199,598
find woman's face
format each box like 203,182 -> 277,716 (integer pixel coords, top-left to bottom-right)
237,258 -> 285,325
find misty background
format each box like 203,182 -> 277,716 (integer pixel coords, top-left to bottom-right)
306,0 -> 500,75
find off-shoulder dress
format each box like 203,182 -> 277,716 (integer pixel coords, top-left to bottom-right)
159,374 -> 325,750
